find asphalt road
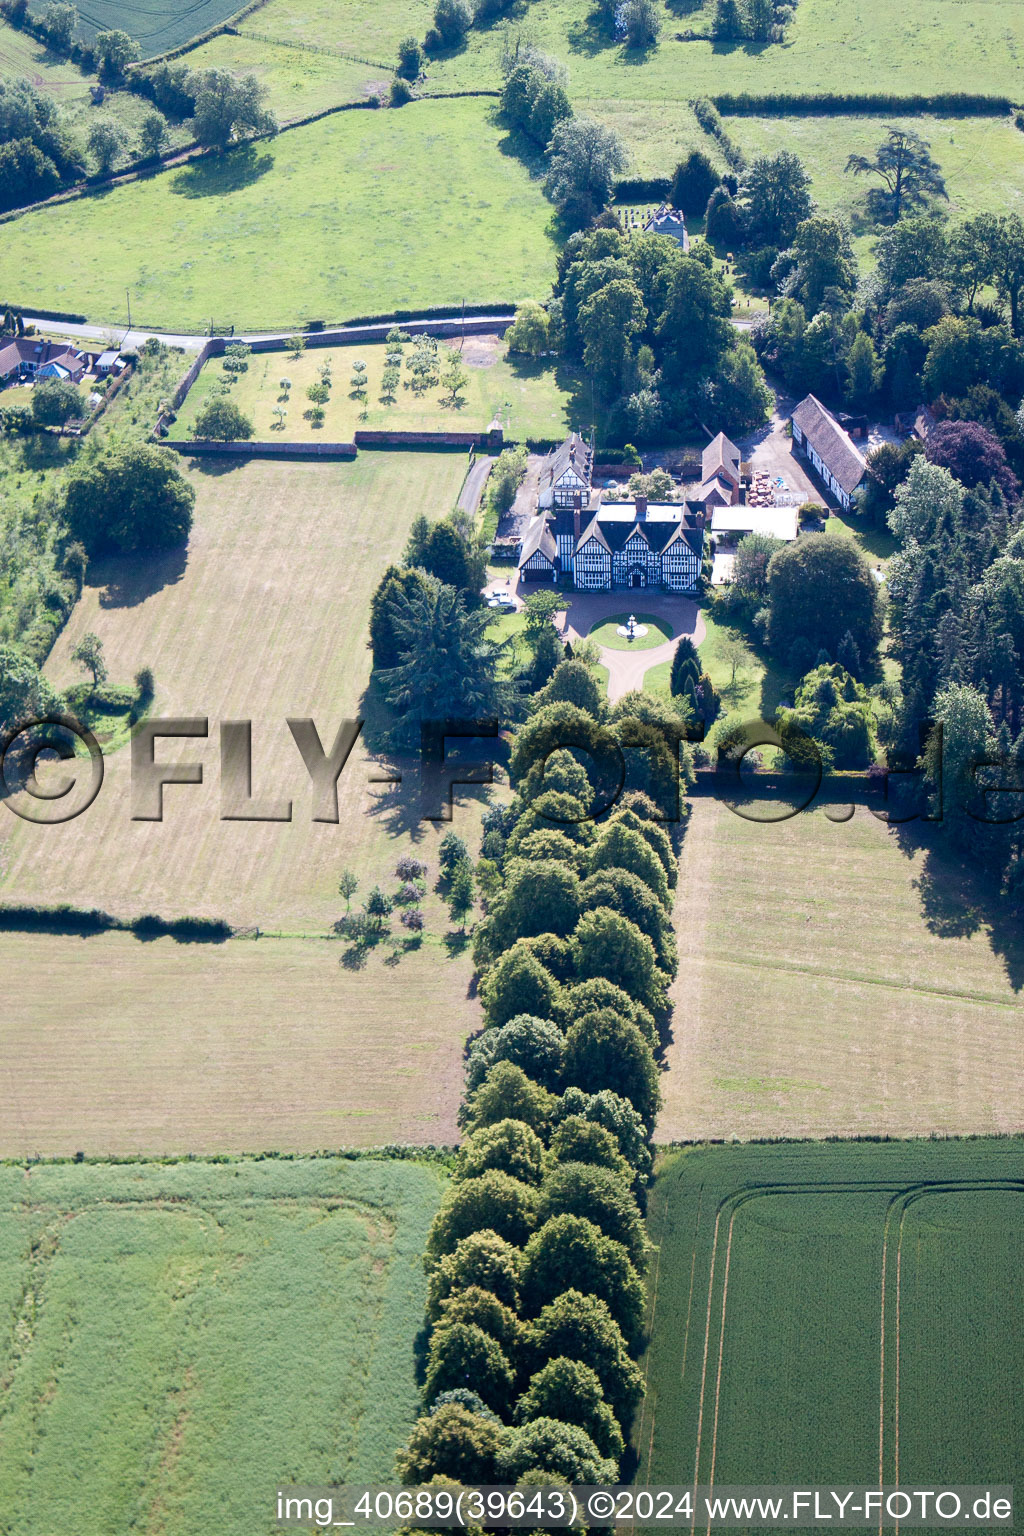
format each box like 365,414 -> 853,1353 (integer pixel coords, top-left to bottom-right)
24,313 -> 519,353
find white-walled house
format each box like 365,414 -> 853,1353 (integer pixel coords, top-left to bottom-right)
790,395 -> 867,511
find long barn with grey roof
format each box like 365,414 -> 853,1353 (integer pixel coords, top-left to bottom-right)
790,394 -> 868,510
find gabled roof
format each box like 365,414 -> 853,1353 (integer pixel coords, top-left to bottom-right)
662,520 -> 706,557
577,514 -> 612,554
518,514 -> 558,567
702,430 -> 741,487
698,477 -> 735,507
643,203 -> 689,251
791,394 -> 867,496
545,431 -> 592,489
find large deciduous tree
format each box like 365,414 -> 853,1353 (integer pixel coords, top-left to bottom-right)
64,443 -> 195,556
544,116 -> 627,225
741,151 -> 813,248
189,69 -> 277,151
845,126 -> 947,223
925,419 -> 1019,502
765,536 -> 883,667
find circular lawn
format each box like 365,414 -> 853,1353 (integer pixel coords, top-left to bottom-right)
588,613 -> 674,651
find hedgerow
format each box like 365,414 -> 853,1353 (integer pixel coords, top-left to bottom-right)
398,658 -> 691,1483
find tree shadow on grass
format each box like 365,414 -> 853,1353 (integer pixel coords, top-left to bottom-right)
891,823 -> 1024,992
186,454 -> 248,476
567,5 -> 618,56
94,542 -> 188,609
170,144 -> 274,199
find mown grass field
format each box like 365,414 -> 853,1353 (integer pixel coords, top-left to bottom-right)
0,1156 -> 443,1536
0,450 -> 492,1153
660,798 -> 1024,1141
170,334 -> 577,442
637,1141 -> 1024,1506
0,452 -> 469,927
0,931 -> 477,1154
0,99 -> 556,331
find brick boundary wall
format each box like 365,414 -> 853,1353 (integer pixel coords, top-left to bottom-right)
162,438 -> 358,459
354,427 -> 503,450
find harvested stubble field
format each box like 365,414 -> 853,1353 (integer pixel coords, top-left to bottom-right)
170,334 -> 577,442
637,1141 -> 1024,1509
660,799 -> 1024,1141
0,451 -> 487,1155
0,930 -> 476,1154
0,99 -> 556,331
0,1156 -> 443,1536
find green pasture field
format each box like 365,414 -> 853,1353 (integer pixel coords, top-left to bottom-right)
637,1141 -> 1024,1511
425,0 -> 1024,103
0,1156 -> 443,1536
169,334 -> 578,442
240,0 -> 437,70
175,29 -> 388,121
661,796 -> 1024,1141
729,114 -> 1024,268
0,99 -> 556,331
72,0 -> 241,54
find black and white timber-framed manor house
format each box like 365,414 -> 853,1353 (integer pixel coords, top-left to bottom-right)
519,433 -> 707,593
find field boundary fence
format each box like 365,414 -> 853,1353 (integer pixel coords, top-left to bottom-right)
231,27 -> 394,71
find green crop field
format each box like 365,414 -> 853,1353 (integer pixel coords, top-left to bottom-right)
170,334 -> 579,442
0,1155 -> 443,1536
0,99 -> 556,331
73,0 -> 242,54
660,798 -> 1024,1142
637,1141 -> 1024,1512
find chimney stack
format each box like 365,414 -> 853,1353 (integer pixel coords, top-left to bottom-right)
635,494 -> 648,520
573,490 -> 583,541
